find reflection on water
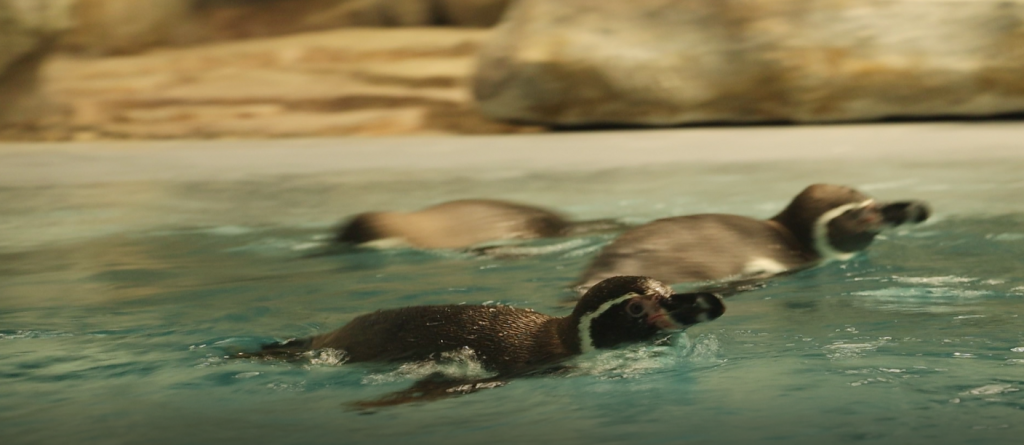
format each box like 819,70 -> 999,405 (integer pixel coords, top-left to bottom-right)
1,161 -> 1024,445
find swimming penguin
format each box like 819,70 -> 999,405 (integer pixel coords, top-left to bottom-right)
238,276 -> 725,407
334,199 -> 626,250
575,184 -> 931,293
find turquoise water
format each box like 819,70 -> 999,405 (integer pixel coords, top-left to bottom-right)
2,160 -> 1024,444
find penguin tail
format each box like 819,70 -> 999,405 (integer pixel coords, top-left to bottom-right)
234,338 -> 313,360
562,218 -> 632,237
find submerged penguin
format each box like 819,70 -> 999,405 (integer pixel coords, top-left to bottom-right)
238,276 -> 725,407
575,184 -> 931,293
334,199 -> 625,250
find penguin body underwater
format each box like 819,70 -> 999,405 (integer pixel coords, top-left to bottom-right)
334,199 -> 625,250
575,184 -> 930,293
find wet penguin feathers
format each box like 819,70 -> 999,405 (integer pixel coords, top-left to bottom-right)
333,199 -> 628,250
576,184 -> 931,292
770,184 -> 872,250
241,276 -> 725,374
237,276 -> 726,407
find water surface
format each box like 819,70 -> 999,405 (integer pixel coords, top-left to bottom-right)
2,139 -> 1023,445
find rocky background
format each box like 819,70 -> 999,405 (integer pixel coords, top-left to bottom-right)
2,0 -> 1023,141
0,0 -> 524,140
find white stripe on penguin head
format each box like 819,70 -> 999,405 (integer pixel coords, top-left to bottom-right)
578,293 -> 639,353
812,199 -> 873,262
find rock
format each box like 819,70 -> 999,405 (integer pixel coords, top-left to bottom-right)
0,0 -> 72,125
474,0 -> 1024,126
12,28 -> 537,140
377,0 -> 435,26
181,1 -> 388,44
55,0 -> 514,55
0,2 -> 38,74
438,0 -> 510,27
59,0 -> 194,55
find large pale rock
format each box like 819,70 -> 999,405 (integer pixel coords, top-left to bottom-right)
57,0 -> 513,55
13,28 -> 534,140
0,2 -> 37,74
438,0 -> 510,26
60,0 -> 194,54
475,0 -> 1024,126
1,0 -> 72,125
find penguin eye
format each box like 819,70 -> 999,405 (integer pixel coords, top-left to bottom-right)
626,300 -> 646,318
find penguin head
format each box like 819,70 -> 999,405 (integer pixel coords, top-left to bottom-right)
571,276 -> 726,352
772,184 -> 931,260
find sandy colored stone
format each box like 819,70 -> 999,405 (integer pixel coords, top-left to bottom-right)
54,0 -> 514,55
438,0 -> 510,26
7,28 -> 536,140
59,0 -> 194,55
0,1 -> 37,75
475,0 -> 1024,126
1,0 -> 75,125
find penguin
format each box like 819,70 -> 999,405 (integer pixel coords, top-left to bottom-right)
334,199 -> 626,250
237,275 -> 726,408
575,184 -> 931,293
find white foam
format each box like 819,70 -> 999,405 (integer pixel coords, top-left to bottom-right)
305,348 -> 349,367
892,276 -> 977,285
360,347 -> 493,385
962,384 -> 1019,396
565,333 -> 721,379
0,330 -> 73,340
823,340 -> 885,360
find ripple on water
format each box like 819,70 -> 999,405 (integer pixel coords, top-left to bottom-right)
822,339 -> 888,361
0,330 -> 74,340
226,238 -> 326,254
988,233 -> 1024,241
890,276 -> 977,285
962,384 -> 1020,396
851,286 -> 991,313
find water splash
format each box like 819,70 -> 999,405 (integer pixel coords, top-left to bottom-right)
360,347 -> 493,385
305,348 -> 349,367
564,334 -> 721,379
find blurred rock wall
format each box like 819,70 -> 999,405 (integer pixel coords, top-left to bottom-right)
475,0 -> 1024,126
0,0 -> 72,124
1,0 -> 512,134
58,0 -> 512,55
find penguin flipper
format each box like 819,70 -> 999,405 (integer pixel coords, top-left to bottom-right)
349,372 -> 510,410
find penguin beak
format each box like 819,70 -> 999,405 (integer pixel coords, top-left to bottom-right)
653,293 -> 726,330
878,200 -> 931,226
847,200 -> 930,232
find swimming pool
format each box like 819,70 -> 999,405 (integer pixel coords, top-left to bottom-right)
1,124 -> 1023,444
